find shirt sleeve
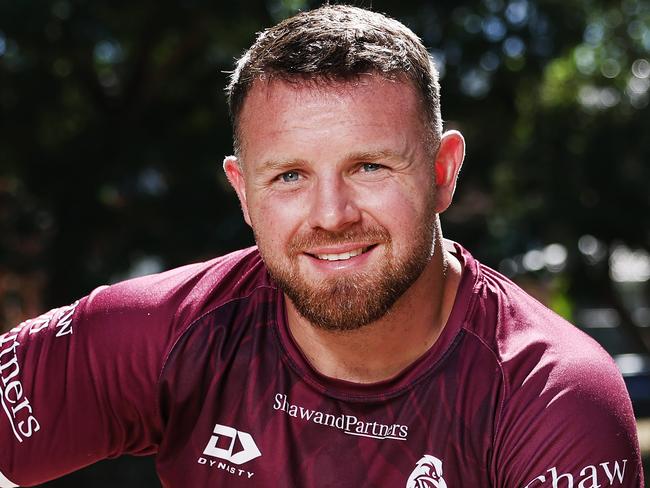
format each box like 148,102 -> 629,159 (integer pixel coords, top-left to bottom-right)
491,340 -> 644,488
0,278 -> 180,487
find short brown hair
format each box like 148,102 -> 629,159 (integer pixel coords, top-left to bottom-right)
226,4 -> 442,155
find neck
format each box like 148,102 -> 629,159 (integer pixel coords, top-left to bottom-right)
285,237 -> 462,384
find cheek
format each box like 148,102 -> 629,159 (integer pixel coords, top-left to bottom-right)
359,184 -> 435,255
362,184 -> 431,228
248,194 -> 305,247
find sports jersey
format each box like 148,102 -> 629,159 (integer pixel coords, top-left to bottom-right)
0,242 -> 643,487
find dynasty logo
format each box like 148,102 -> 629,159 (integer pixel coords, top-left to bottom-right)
197,423 -> 261,480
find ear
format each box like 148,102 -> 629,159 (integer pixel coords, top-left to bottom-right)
433,130 -> 465,213
223,156 -> 252,226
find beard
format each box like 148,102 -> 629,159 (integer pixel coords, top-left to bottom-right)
255,220 -> 436,332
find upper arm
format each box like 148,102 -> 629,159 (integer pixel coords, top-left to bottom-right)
492,349 -> 643,488
0,283 -> 172,487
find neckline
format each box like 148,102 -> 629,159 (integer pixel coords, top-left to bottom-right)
273,240 -> 480,401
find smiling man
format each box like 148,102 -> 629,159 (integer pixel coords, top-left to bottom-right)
0,5 -> 644,488
223,75 -> 463,383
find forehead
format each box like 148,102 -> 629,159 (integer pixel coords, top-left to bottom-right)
241,75 -> 421,115
237,76 -> 427,158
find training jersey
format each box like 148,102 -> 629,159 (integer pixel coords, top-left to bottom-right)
0,242 -> 643,487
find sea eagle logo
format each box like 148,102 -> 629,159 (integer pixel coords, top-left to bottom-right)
406,454 -> 447,488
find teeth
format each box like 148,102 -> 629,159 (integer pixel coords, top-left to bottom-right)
315,247 -> 366,261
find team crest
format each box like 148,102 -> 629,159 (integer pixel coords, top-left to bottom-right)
406,454 -> 447,488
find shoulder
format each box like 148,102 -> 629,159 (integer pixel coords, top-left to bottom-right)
458,258 -> 641,486
82,246 -> 271,320
63,246 -> 275,355
462,257 -> 617,394
63,246 -> 275,390
456,244 -> 635,426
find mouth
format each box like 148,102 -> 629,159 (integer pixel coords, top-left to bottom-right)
307,245 -> 376,262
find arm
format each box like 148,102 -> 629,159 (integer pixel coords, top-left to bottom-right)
491,343 -> 644,488
0,281 -> 171,487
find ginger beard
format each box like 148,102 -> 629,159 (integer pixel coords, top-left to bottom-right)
254,216 -> 437,332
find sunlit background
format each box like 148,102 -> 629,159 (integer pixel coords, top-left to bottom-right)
1,0 -> 648,485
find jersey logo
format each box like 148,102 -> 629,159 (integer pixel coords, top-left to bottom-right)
406,454 -> 447,488
202,423 -> 262,465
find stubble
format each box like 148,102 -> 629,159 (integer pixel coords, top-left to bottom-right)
257,221 -> 436,332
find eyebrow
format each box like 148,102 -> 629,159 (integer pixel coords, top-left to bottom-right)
259,158 -> 309,172
259,149 -> 402,171
344,149 -> 402,162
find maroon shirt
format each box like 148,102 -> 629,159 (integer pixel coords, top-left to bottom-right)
0,243 -> 643,487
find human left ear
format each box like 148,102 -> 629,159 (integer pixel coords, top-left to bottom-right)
433,130 -> 465,213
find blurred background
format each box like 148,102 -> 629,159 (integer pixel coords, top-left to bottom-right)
0,0 -> 648,485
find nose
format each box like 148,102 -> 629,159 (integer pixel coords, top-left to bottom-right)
307,175 -> 361,231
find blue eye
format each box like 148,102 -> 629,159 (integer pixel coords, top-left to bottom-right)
361,163 -> 382,172
280,171 -> 300,183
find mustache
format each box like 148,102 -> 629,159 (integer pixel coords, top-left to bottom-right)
288,226 -> 390,253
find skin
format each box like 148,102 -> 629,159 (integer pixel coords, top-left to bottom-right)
224,76 -> 465,383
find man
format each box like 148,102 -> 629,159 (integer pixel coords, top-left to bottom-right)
0,5 -> 643,487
